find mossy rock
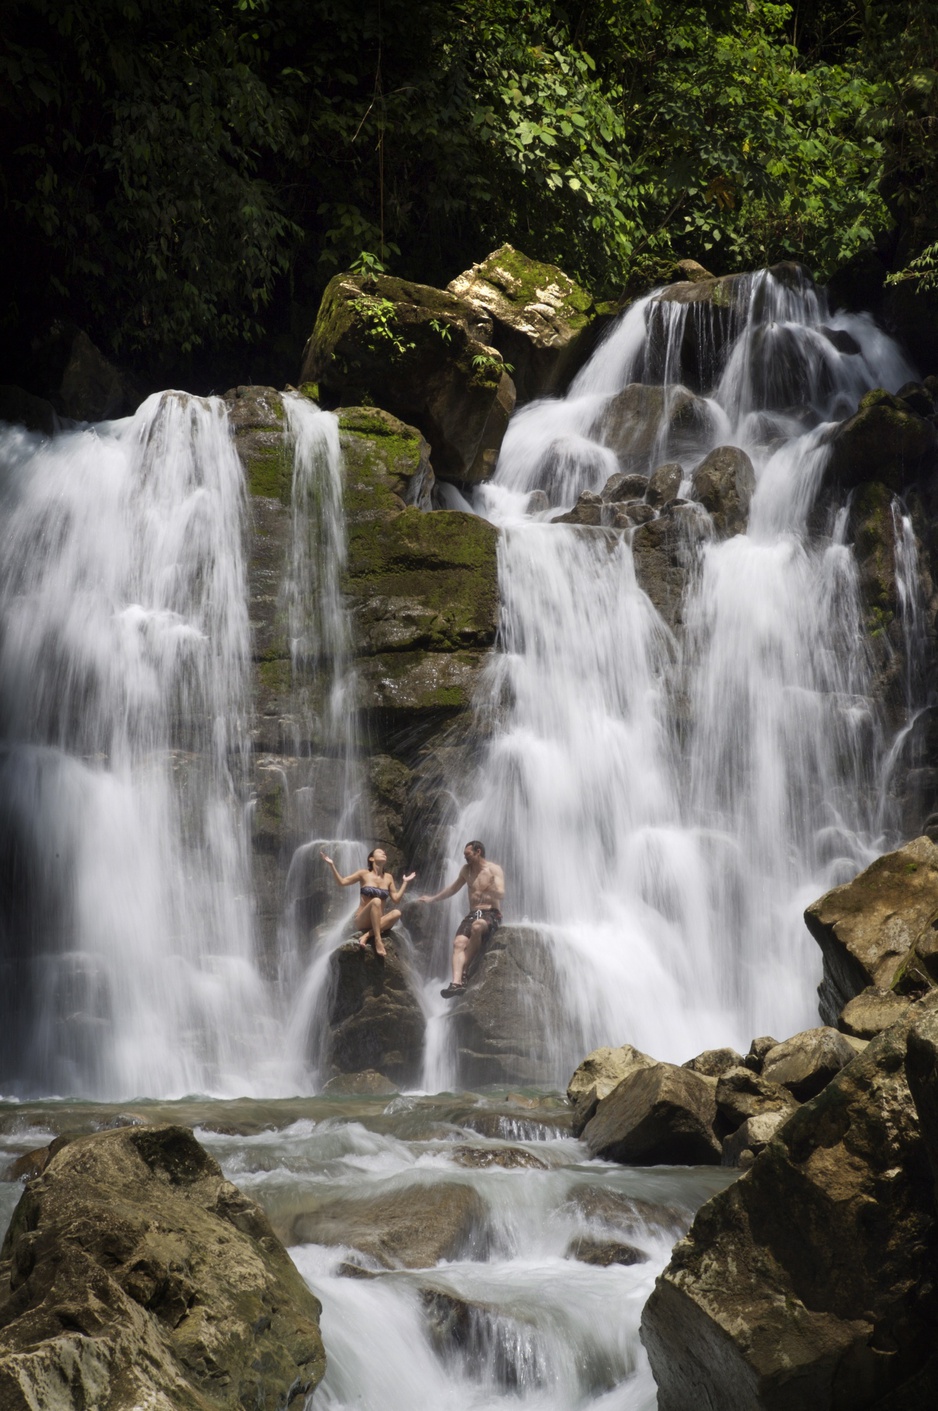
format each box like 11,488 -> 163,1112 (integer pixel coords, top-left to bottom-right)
356,648 -> 490,715
850,479 -> 898,620
300,274 -> 513,481
224,385 -> 291,502
345,509 -> 499,656
338,405 -> 434,518
824,387 -> 938,493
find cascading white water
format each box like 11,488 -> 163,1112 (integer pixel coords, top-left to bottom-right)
450,269 -> 921,1077
0,392 -> 279,1099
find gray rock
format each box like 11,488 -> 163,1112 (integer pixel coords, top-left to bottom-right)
450,926 -> 560,1086
721,1109 -> 791,1168
567,1043 -> 656,1136
760,1026 -> 858,1101
640,996 -> 938,1410
804,836 -> 938,1023
744,1035 -> 779,1071
600,470 -> 649,503
552,489 -> 604,525
631,501 -> 708,631
449,1145 -> 547,1171
715,1068 -> 799,1127
595,384 -> 716,472
645,461 -> 683,508
566,1236 -> 649,1266
690,444 -> 756,537
326,940 -> 424,1086
292,1182 -> 486,1268
582,1063 -> 722,1166
615,501 -> 656,527
839,986 -> 912,1040
0,1126 -> 325,1411
684,1047 -> 746,1079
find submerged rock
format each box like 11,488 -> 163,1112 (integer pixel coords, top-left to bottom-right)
292,1182 -> 486,1268
326,939 -> 424,1087
804,835 -> 938,1023
449,1145 -> 547,1171
582,1062 -> 722,1166
595,383 -> 716,472
0,1125 -> 325,1411
640,996 -> 938,1410
566,1236 -> 649,1266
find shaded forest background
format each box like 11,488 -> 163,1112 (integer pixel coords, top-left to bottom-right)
2,0 -> 937,393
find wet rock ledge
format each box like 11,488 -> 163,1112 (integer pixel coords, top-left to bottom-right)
0,1125 -> 325,1410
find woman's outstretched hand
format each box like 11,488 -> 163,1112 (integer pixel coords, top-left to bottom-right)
320,851 -> 333,866
403,871 -> 416,883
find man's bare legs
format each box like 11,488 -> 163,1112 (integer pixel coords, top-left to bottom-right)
451,917 -> 488,985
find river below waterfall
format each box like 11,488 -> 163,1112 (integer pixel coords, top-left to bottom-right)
0,1092 -> 734,1409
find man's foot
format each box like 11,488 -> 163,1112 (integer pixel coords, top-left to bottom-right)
440,982 -> 466,999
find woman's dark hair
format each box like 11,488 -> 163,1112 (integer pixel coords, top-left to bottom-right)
466,840 -> 485,857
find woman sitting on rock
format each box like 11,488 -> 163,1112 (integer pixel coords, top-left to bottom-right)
320,847 -> 415,957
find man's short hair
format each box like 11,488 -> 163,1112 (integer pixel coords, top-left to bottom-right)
466,840 -> 485,857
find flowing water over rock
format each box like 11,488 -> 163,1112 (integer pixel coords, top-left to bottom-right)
0,1093 -> 734,1410
0,393 -> 278,1099
450,269 -> 922,1076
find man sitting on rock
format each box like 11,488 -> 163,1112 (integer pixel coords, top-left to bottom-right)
417,841 -> 505,999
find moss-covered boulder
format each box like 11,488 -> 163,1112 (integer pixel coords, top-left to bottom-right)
447,243 -> 597,403
300,273 -> 515,483
640,996 -> 938,1411
823,388 -> 938,494
338,406 -> 499,730
804,835 -> 938,1025
224,384 -> 291,501
0,1125 -> 325,1411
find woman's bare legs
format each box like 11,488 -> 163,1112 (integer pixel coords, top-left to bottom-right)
353,903 -> 401,957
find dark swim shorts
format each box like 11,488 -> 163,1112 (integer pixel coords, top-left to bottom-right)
456,908 -> 502,941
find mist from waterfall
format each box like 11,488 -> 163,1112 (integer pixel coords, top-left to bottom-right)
449,269 -> 921,1076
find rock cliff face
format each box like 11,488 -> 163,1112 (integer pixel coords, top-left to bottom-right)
640,995 -> 938,1411
0,1125 -> 325,1411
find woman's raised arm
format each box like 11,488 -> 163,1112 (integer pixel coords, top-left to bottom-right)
320,852 -> 364,888
389,870 -> 416,904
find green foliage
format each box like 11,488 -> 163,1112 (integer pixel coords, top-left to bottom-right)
0,0 -> 910,382
350,295 -> 415,357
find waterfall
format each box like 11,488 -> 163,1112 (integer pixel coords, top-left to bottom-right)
0,392 -> 281,1099
454,269 -> 920,1075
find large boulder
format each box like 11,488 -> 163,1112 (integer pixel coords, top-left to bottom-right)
631,501 -> 708,631
326,939 -> 424,1086
640,996 -> 938,1411
581,1062 -> 722,1166
0,1125 -> 325,1411
300,272 -> 515,483
448,244 -> 597,403
292,1182 -> 486,1269
0,385 -> 57,435
804,835 -> 938,1024
449,926 -> 560,1086
566,1043 -> 656,1136
823,388 -> 938,494
714,1068 -> 799,1128
760,1026 -> 859,1102
721,1110 -> 791,1170
690,444 -> 756,537
839,986 -> 912,1040
594,383 -> 716,473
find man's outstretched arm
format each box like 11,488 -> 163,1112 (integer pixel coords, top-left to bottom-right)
417,866 -> 468,904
